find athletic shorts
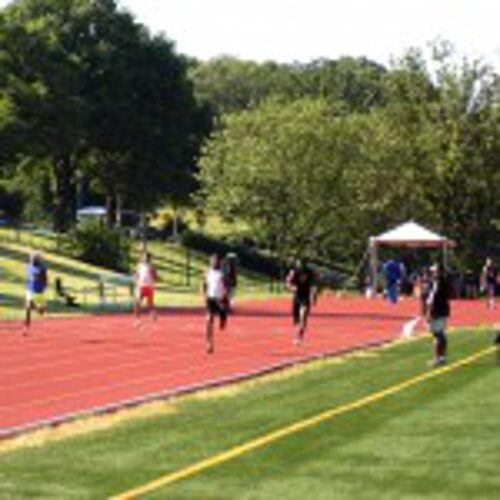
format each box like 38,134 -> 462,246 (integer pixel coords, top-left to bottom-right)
26,291 -> 46,309
293,297 -> 311,324
206,298 -> 227,321
137,286 -> 155,307
429,317 -> 447,335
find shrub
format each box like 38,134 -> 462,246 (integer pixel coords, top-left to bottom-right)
66,221 -> 131,272
181,230 -> 282,277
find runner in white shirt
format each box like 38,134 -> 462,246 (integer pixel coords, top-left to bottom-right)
134,252 -> 158,326
202,254 -> 228,353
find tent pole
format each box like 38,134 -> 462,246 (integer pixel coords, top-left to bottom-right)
369,240 -> 378,298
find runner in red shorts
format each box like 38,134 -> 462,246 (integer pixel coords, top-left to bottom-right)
134,252 -> 158,326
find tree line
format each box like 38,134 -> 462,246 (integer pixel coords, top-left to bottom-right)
1,0 -> 499,271
195,49 -> 500,270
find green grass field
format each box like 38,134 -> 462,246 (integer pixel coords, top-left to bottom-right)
1,329 -> 498,499
0,228 -> 278,320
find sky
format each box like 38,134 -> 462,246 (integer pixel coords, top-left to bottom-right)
1,0 -> 499,68
121,0 -> 500,68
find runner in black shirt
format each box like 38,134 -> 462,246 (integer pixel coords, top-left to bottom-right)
286,259 -> 317,345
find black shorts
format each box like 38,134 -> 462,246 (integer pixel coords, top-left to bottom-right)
293,296 -> 311,324
206,298 -> 227,321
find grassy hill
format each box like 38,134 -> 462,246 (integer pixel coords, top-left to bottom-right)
0,228 -> 279,320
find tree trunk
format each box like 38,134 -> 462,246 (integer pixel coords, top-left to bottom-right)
115,193 -> 123,228
106,194 -> 115,229
172,204 -> 179,240
140,210 -> 148,252
52,155 -> 75,233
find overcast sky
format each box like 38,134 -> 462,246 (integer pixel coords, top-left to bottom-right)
1,0 -> 499,67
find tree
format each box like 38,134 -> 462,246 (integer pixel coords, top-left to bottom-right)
197,98 -> 355,261
0,0 -> 96,231
0,0 -> 207,231
86,5 -> 210,215
190,56 -> 386,116
380,45 -> 500,267
290,57 -> 387,112
197,46 -> 500,269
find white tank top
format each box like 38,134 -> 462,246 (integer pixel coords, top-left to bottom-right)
205,269 -> 225,299
136,263 -> 155,287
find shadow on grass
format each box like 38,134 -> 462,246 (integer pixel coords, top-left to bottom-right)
0,246 -> 101,282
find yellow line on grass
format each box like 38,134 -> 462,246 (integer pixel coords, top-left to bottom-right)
111,345 -> 495,499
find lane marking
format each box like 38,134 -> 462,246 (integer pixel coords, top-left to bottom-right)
111,346 -> 495,500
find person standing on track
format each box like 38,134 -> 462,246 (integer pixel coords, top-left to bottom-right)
419,266 -> 432,317
383,259 -> 403,304
202,254 -> 228,354
133,252 -> 158,326
286,258 -> 317,346
24,252 -> 48,335
481,257 -> 497,310
426,263 -> 451,367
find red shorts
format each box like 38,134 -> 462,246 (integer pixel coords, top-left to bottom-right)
138,286 -> 155,307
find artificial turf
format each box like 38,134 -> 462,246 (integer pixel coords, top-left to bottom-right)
0,328 -> 498,499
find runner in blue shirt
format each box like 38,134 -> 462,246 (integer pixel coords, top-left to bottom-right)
24,252 -> 48,334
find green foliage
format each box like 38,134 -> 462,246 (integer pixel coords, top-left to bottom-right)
2,161 -> 53,224
198,97 -> 355,261
0,183 -> 23,222
0,0 -> 208,231
190,57 -> 294,114
190,56 -> 386,115
378,47 -> 500,267
65,220 -> 131,272
181,230 -> 281,277
197,45 -> 500,269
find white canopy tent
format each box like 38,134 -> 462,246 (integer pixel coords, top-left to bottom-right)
368,221 -> 455,296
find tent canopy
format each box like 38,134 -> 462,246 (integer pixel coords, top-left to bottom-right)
370,221 -> 455,248
366,221 -> 454,297
77,206 -> 107,217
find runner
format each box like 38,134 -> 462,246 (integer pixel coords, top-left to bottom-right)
222,253 -> 238,313
481,257 -> 497,310
286,258 -> 317,345
202,254 -> 228,354
24,252 -> 48,335
426,263 -> 451,367
133,252 -> 158,326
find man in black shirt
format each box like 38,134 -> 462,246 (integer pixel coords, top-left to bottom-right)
481,258 -> 497,310
426,264 -> 451,367
286,259 -> 317,345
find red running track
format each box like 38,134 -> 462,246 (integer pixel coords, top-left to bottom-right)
1,297 -> 499,438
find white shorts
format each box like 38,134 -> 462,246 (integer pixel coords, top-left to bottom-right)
429,318 -> 447,334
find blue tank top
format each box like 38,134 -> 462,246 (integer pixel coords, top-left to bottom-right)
27,263 -> 47,293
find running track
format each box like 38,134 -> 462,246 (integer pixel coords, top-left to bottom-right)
1,297 -> 498,438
